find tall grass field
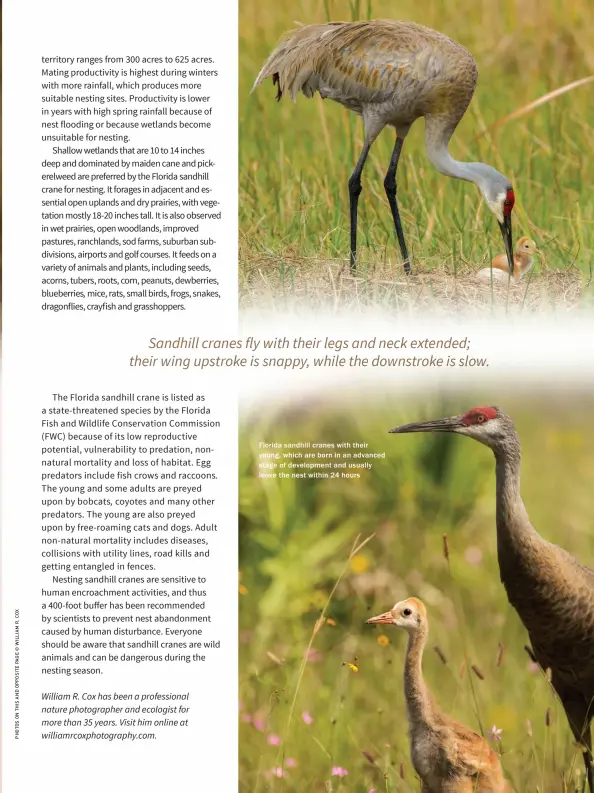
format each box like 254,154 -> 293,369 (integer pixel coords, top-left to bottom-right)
239,0 -> 594,309
239,390 -> 594,791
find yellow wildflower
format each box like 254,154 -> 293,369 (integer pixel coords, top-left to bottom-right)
350,554 -> 370,574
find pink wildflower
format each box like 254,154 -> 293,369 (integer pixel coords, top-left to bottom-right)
285,758 -> 297,768
267,734 -> 281,746
301,711 -> 313,725
240,713 -> 252,723
464,546 -> 483,565
269,767 -> 285,778
253,718 -> 265,731
331,766 -> 349,777
488,725 -> 503,741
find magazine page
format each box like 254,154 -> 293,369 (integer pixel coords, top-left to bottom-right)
3,0 -> 594,792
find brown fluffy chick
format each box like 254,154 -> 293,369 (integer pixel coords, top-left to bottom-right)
368,598 -> 511,792
478,236 -> 537,283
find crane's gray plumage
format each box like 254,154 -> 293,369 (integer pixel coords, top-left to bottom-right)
254,20 -> 517,273
390,406 -> 594,792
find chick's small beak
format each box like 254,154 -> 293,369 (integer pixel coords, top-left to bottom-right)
367,611 -> 393,625
389,416 -> 465,434
498,214 -> 514,275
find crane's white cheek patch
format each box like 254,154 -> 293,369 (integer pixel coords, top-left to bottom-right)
489,192 -> 507,223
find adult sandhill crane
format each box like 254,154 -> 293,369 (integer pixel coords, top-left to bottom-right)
477,237 -> 537,283
253,21 -> 517,275
368,597 -> 511,792
390,407 -> 594,791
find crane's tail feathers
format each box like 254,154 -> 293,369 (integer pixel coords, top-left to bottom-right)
252,24 -> 338,100
251,44 -> 290,97
250,68 -> 282,99
251,28 -> 298,95
272,74 -> 282,101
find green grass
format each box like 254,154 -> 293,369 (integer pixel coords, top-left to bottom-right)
240,0 -> 594,308
239,389 -> 594,791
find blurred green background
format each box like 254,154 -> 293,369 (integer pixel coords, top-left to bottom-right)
239,388 -> 594,791
240,0 -> 594,299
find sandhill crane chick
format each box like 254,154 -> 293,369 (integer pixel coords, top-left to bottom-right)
390,407 -> 594,792
368,598 -> 510,792
254,21 -> 517,275
478,237 -> 537,284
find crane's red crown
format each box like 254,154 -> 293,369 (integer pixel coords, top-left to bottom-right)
503,188 -> 515,217
462,406 -> 498,426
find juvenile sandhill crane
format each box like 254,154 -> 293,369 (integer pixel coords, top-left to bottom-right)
253,21 -> 517,275
390,407 -> 594,791
368,597 -> 511,792
477,237 -> 537,283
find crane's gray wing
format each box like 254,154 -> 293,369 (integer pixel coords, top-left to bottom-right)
253,21 -> 472,105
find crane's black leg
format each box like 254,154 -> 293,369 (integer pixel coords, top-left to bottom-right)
580,733 -> 594,793
348,141 -> 371,272
384,136 -> 411,274
565,700 -> 593,792
577,733 -> 594,793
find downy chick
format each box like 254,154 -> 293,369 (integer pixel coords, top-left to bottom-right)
478,236 -> 537,283
368,598 -> 511,792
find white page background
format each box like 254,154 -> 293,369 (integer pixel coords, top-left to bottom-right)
3,1 -> 238,790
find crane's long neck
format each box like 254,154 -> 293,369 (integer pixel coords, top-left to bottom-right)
494,437 -> 528,534
424,115 -> 494,192
492,434 -> 543,579
403,626 -> 435,728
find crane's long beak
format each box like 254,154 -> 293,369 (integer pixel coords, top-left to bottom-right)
389,415 -> 464,434
367,611 -> 393,625
498,215 -> 514,276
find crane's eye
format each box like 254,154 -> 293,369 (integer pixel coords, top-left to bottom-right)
503,189 -> 515,216
477,414 -> 486,423
403,608 -> 412,617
